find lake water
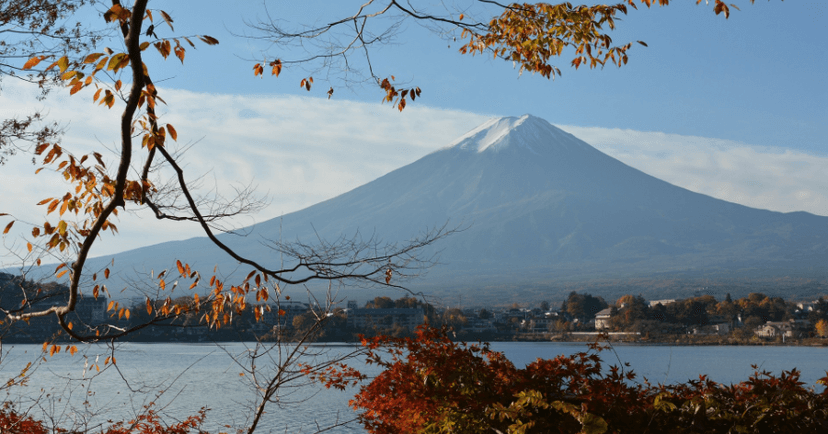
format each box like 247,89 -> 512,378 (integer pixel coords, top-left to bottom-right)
0,341 -> 825,433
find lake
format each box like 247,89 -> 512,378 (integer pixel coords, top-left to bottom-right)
0,341 -> 825,433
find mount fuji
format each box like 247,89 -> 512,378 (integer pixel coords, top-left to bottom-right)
81,115 -> 828,301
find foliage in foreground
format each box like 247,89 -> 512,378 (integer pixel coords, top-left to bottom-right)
0,402 -> 208,434
321,326 -> 828,434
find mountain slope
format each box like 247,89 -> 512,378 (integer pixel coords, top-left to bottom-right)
82,115 -> 828,298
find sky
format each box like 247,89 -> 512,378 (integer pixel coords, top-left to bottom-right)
1,0 -> 826,263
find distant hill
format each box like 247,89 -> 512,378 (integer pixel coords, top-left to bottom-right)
20,115 -> 828,304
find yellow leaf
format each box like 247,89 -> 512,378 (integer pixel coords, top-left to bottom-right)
107,53 -> 125,71
57,56 -> 69,73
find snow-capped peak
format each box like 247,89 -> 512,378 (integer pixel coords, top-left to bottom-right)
444,114 -> 574,154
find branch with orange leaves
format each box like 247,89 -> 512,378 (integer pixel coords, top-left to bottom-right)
250,0 -> 765,109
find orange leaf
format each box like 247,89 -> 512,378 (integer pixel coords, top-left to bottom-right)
23,56 -> 45,70
83,53 -> 104,64
2,220 -> 13,234
270,59 -> 282,77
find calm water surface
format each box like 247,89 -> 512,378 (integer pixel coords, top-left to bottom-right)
1,342 -> 825,433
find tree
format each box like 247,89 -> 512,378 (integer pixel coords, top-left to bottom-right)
250,0 -> 764,111
0,0 -> 105,165
0,0 -> 450,432
3,0 -> 452,334
320,326 -> 828,434
816,319 -> 828,338
563,291 -> 608,321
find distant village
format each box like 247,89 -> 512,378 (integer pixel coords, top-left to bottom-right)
2,273 -> 827,344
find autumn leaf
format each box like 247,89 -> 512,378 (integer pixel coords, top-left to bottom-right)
23,56 -> 46,70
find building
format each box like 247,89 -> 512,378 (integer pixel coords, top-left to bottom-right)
347,307 -> 424,331
594,308 -> 613,330
691,323 -> 730,336
754,319 -> 810,339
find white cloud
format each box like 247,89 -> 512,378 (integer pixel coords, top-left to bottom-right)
558,125 -> 828,217
0,81 -> 488,261
3,80 -> 827,266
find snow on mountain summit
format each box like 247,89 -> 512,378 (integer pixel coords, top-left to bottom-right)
445,114 -> 583,154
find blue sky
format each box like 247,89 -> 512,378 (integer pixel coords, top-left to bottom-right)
2,0 -> 826,260
161,0 -> 825,151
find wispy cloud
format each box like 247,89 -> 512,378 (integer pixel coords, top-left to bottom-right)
3,81 -> 826,263
0,82 -> 487,259
559,125 -> 828,217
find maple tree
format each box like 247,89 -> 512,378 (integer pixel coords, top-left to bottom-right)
320,326 -> 828,434
0,401 -> 209,434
